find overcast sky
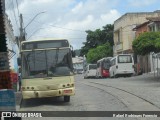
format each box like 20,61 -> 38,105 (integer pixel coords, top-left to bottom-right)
5,0 -> 160,49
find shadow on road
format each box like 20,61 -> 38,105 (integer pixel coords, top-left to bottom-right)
20,97 -> 70,108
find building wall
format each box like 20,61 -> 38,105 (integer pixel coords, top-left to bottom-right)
5,15 -> 19,73
135,25 -> 149,37
134,23 -> 150,73
114,11 -> 160,56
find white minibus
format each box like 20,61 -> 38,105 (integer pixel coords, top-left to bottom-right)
84,64 -> 97,78
109,54 -> 135,78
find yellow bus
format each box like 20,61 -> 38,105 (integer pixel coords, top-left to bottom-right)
19,38 -> 75,102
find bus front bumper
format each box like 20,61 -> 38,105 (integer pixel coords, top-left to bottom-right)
22,87 -> 75,99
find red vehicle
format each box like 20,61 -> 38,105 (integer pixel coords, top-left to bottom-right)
96,57 -> 112,78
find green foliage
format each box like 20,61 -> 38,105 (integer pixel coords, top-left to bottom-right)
80,24 -> 114,56
132,32 -> 160,55
155,38 -> 160,50
87,42 -> 113,63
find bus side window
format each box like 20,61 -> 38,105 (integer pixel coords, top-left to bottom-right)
97,62 -> 100,68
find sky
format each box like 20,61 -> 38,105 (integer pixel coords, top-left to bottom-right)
5,0 -> 160,50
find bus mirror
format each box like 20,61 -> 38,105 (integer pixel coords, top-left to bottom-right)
17,57 -> 21,66
71,50 -> 76,57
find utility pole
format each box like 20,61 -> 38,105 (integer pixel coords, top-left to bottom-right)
19,13 -> 25,43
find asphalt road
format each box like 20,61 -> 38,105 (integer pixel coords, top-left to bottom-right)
19,73 -> 160,120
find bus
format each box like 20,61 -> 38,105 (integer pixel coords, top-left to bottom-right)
96,57 -> 112,78
109,54 -> 135,78
19,38 -> 75,102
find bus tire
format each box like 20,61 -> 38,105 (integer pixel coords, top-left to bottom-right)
64,96 -> 70,102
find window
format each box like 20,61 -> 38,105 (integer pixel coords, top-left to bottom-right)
111,59 -> 116,66
102,59 -> 111,69
97,62 -> 100,67
22,40 -> 69,50
89,64 -> 97,70
157,23 -> 160,31
118,55 -> 132,63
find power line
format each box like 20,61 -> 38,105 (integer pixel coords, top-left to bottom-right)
27,27 -> 86,40
22,16 -> 86,33
10,0 -> 20,35
49,25 -> 85,32
15,0 -> 20,17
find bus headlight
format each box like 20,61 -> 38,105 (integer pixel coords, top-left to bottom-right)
22,87 -> 25,90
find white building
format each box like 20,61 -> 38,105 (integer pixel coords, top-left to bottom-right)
5,14 -> 19,73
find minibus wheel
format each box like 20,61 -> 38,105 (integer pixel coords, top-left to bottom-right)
64,96 -> 70,102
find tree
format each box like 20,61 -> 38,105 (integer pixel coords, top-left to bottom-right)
132,32 -> 160,55
80,24 -> 114,56
102,24 -> 114,46
87,42 -> 113,63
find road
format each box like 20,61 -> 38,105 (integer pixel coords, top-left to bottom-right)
20,73 -> 160,120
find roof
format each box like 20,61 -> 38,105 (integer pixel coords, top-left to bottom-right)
146,17 -> 160,22
97,57 -> 113,62
114,10 -> 160,23
133,17 -> 160,31
133,21 -> 149,31
21,38 -> 68,43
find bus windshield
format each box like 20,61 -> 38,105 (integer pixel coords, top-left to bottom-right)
21,48 -> 73,79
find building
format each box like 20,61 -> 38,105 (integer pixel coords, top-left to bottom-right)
113,10 -> 160,56
5,14 -> 19,91
133,17 -> 160,74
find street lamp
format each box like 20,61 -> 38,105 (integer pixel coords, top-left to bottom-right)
23,11 -> 46,41
27,28 -> 44,40
24,11 -> 46,29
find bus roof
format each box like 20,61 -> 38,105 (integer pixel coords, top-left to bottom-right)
97,57 -> 112,63
21,38 -> 70,50
111,54 -> 132,60
21,38 -> 68,44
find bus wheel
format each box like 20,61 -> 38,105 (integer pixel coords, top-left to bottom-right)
64,96 -> 70,102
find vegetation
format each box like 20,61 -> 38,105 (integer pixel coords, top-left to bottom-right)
80,24 -> 114,62
132,32 -> 160,55
87,42 -> 113,63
